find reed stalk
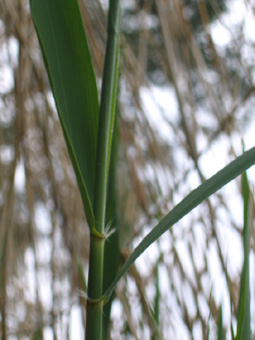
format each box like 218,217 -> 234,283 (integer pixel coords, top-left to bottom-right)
86,1 -> 121,339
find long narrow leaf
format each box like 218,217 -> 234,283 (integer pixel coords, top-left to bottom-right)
235,170 -> 251,340
30,0 -> 99,229
101,147 -> 255,302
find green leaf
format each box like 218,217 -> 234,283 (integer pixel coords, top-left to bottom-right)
30,0 -> 99,229
102,147 -> 255,302
235,170 -> 251,340
231,321 -> 235,340
76,257 -> 87,292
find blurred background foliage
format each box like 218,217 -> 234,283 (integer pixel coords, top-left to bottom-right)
0,0 -> 255,339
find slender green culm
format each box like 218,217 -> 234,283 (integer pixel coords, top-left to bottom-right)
93,0 -> 121,234
103,114 -> 120,338
86,1 -> 121,339
235,169 -> 251,340
102,147 -> 255,302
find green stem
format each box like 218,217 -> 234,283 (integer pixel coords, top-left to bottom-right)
93,0 -> 121,233
86,236 -> 104,339
86,1 -> 121,339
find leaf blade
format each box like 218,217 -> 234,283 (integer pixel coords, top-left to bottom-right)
30,0 -> 99,228
103,147 -> 255,302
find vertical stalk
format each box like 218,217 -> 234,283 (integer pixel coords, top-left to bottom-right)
86,1 -> 121,339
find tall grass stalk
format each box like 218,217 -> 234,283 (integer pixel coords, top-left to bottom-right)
86,1 -> 121,339
235,169 -> 251,340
